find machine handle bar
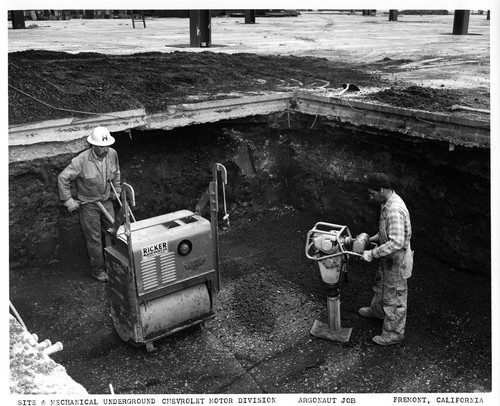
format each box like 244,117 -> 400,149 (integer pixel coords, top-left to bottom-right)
305,241 -> 363,261
305,222 -> 364,261
109,180 -> 136,222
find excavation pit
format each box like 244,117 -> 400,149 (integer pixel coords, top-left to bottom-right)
9,99 -> 491,394
8,11 -> 493,396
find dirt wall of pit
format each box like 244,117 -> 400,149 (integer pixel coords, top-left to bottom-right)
9,112 -> 490,274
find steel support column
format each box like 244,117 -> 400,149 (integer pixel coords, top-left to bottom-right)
389,10 -> 398,21
11,11 -> 26,29
245,10 -> 256,24
190,10 -> 211,47
452,10 -> 470,35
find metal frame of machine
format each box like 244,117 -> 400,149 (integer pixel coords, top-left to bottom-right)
305,222 -> 371,343
103,164 -> 228,352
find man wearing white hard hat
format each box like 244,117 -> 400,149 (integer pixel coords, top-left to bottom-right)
58,126 -> 121,282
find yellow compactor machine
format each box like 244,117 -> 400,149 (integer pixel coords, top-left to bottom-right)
103,164 -> 228,351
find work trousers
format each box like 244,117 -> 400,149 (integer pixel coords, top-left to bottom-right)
369,250 -> 408,340
79,200 -> 114,277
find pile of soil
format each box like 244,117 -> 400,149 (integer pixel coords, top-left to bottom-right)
7,50 -> 376,125
8,50 -> 489,126
370,86 -> 461,111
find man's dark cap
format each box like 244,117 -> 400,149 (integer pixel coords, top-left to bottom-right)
365,173 -> 391,190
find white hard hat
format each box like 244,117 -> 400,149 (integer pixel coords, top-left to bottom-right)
87,126 -> 115,146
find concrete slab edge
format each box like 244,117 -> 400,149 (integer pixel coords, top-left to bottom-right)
296,93 -> 490,149
8,93 -> 490,163
8,109 -> 148,146
145,93 -> 294,130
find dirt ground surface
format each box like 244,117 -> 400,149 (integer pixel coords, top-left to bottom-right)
9,206 -> 492,395
7,10 -> 495,401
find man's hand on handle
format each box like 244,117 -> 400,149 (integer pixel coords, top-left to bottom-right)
63,198 -> 80,213
362,250 -> 374,262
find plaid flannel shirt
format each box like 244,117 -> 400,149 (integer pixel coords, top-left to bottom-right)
372,192 -> 411,259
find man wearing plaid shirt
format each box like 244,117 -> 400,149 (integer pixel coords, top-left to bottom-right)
359,173 -> 413,346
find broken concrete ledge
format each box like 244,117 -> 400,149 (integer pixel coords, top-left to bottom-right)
8,108 -> 148,162
145,93 -> 294,131
8,92 -> 490,163
296,92 -> 490,149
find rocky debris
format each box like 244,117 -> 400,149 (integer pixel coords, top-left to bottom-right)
9,315 -> 88,395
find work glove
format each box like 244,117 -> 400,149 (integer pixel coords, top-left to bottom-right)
362,250 -> 374,262
63,198 -> 80,213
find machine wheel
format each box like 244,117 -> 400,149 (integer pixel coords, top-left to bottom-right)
112,318 -> 130,343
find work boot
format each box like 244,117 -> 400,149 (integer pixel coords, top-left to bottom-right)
372,335 -> 403,346
358,307 -> 384,319
92,271 -> 108,282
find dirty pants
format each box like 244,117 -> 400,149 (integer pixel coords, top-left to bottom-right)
79,200 -> 114,277
369,250 -> 408,340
